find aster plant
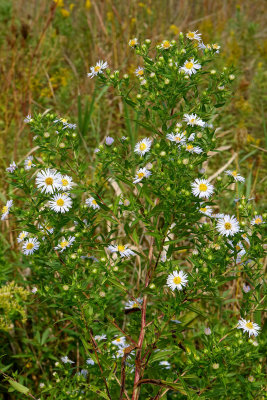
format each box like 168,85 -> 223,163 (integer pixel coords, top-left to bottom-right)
1,31 -> 265,399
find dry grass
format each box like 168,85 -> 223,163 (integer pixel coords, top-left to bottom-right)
0,0 -> 266,202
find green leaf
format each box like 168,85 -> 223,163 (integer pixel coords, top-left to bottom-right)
161,380 -> 195,395
41,328 -> 50,345
87,384 -> 110,399
8,380 -> 30,394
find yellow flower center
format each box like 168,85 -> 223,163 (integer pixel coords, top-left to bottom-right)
175,136 -> 181,142
173,276 -> 182,284
246,322 -> 253,329
139,143 -> 147,151
187,32 -> 195,39
2,206 -> 8,214
224,222 -> 232,230
130,39 -> 136,46
163,40 -> 170,48
61,178 -> 69,186
60,241 -> 68,248
206,44 -> 211,49
116,338 -> 121,342
28,160 -> 32,166
56,198 -> 65,206
118,245 -> 125,252
213,44 -> 219,49
186,144 -> 193,151
20,233 -> 26,239
26,243 -> 34,250
95,65 -> 101,72
92,200 -> 97,205
200,207 -> 207,212
236,245 -> 241,251
199,183 -> 207,192
138,172 -> 145,179
133,302 -> 139,308
190,118 -> 195,124
185,62 -> 194,69
45,177 -> 53,186
232,171 -> 237,177
254,218 -> 262,224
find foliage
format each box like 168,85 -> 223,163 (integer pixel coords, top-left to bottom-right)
0,31 -> 265,399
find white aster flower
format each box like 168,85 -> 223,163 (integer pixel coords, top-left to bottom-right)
204,327 -> 212,335
129,38 -> 138,47
36,169 -> 61,194
191,179 -> 214,199
32,287 -> 38,294
1,200 -> 13,221
39,223 -> 54,235
61,356 -> 74,364
212,43 -> 220,53
85,197 -> 100,210
134,137 -> 152,156
54,236 -> 75,252
87,60 -> 108,78
94,334 -> 107,341
166,132 -> 186,146
17,231 -> 29,243
225,170 -> 245,182
243,284 -> 251,293
6,161 -> 17,173
180,58 -> 201,75
24,114 -> 32,123
112,336 -> 126,347
186,30 -> 202,41
59,175 -> 74,191
86,358 -> 95,365
135,66 -> 144,77
187,132 -> 195,141
231,241 -> 246,258
105,136 -> 114,145
113,348 -> 125,358
108,244 -> 135,258
22,238 -> 40,255
237,318 -> 260,337
183,113 -> 205,127
216,215 -> 240,237
198,41 -> 206,50
133,167 -> 151,184
159,40 -> 173,50
251,215 -> 263,226
199,204 -> 213,216
185,144 -> 203,154
49,193 -> 72,213
125,298 -> 143,310
166,270 -> 188,291
241,233 -> 250,245
159,361 -> 171,369
24,156 -> 35,170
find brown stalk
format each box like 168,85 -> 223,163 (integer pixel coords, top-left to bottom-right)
88,329 -> 112,400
